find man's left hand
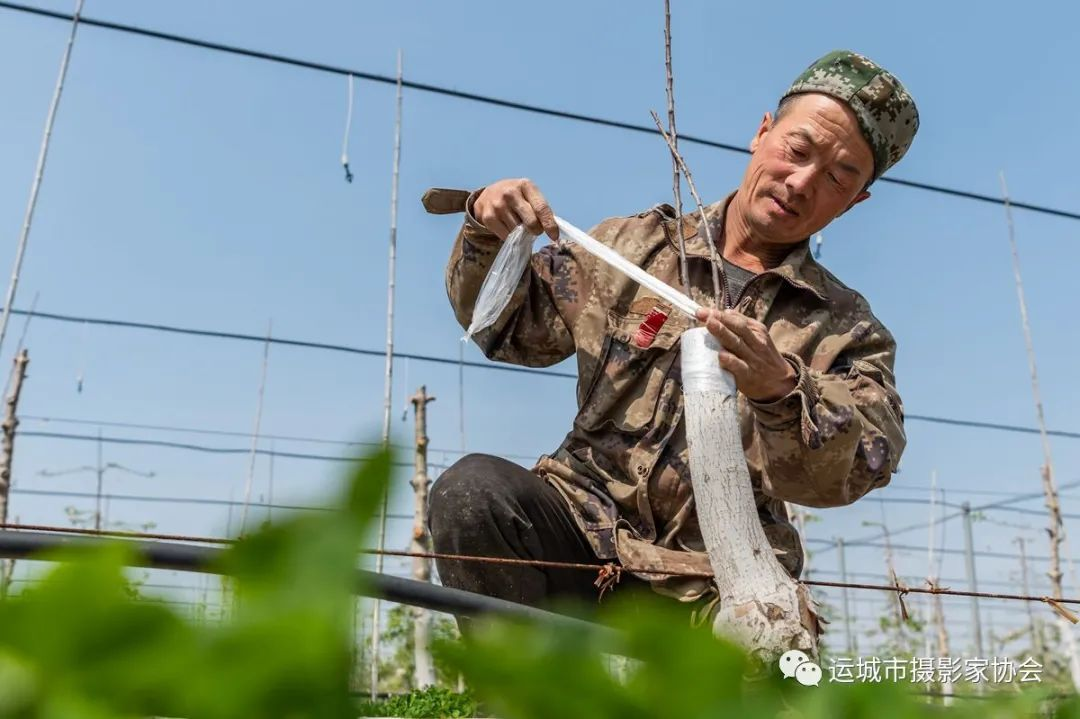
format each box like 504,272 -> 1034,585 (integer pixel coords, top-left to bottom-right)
695,308 -> 797,402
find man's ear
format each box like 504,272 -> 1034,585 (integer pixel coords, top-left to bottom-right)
840,190 -> 871,216
749,112 -> 773,153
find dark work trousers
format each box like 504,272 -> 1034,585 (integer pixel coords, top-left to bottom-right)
428,453 -> 647,617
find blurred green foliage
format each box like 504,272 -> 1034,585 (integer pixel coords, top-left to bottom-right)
0,445 -> 1077,718
355,686 -> 480,718
0,448 -> 391,718
380,604 -> 462,692
441,593 -> 1079,719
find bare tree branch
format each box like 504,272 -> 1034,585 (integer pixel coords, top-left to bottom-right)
651,110 -> 723,306
662,0 -> 691,299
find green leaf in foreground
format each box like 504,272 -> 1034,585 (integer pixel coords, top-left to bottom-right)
441,592 -> 1073,719
0,447 -> 392,718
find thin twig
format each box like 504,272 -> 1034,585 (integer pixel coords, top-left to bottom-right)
651,111 -> 723,306
661,0 -> 690,298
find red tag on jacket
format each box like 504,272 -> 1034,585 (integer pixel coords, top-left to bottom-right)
633,307 -> 670,348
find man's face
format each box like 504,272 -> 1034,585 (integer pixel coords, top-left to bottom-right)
738,93 -> 875,245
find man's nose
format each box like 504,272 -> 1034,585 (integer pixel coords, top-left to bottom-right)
784,163 -> 816,197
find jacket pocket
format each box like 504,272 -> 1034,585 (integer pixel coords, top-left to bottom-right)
574,310 -> 685,435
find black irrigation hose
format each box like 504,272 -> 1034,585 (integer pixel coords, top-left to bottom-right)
0,530 -> 614,638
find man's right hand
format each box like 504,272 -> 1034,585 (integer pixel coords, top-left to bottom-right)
472,178 -> 560,242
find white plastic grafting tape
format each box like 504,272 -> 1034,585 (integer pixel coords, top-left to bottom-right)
680,325 -> 736,396
553,217 -> 701,319
465,217 -> 703,342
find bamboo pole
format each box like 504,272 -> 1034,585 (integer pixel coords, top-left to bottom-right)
371,48 -> 404,699
409,386 -> 436,688
0,0 -> 85,362
999,171 -> 1080,688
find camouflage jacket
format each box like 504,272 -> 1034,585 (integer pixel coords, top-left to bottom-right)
424,188 -> 906,606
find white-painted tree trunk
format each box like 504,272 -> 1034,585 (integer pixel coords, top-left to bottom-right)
410,386 -> 436,689
680,328 -> 818,659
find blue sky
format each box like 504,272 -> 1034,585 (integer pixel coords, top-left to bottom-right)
1,0 -> 1078,654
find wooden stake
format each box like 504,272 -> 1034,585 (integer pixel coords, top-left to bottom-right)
0,349 -> 29,596
410,386 -> 436,688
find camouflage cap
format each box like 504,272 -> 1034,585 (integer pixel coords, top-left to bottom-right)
782,50 -> 919,183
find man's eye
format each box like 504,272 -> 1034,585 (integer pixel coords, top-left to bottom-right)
788,144 -> 808,159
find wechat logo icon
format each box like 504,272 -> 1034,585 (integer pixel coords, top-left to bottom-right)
778,649 -> 822,687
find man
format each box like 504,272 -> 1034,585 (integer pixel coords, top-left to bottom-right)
421,50 -> 918,616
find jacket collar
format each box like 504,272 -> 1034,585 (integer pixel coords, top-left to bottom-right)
661,192 -> 831,303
